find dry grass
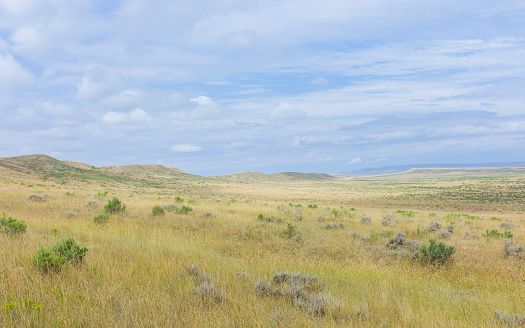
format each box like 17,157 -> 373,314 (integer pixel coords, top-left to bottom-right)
1,175 -> 525,327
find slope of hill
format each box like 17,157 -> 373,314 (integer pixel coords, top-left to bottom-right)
363,167 -> 525,179
269,172 -> 334,180
99,164 -> 195,178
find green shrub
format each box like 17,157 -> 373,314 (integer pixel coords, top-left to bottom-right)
104,197 -> 126,214
281,223 -> 299,239
33,247 -> 65,273
174,196 -> 184,203
34,237 -> 88,273
93,213 -> 109,224
419,239 -> 455,266
152,205 -> 165,216
307,204 -> 318,209
175,205 -> 192,214
95,190 -> 108,199
257,213 -> 264,221
482,229 -> 512,240
51,237 -> 88,264
0,213 -> 27,235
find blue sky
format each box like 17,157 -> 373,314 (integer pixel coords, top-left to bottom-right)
0,0 -> 524,175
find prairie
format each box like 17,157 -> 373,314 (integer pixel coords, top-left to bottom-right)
1,155 -> 524,327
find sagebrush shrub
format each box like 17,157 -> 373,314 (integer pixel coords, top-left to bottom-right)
281,223 -> 299,239
175,205 -> 192,214
104,197 -> 126,214
34,237 -> 88,273
503,239 -> 524,259
427,222 -> 441,232
152,205 -> 165,216
254,271 -> 340,317
360,215 -> 372,224
419,239 -> 455,266
0,213 -> 27,235
93,213 -> 109,224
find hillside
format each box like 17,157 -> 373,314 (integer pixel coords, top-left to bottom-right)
363,167 -> 525,179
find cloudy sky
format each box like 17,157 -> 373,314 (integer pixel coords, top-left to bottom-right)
0,0 -> 524,175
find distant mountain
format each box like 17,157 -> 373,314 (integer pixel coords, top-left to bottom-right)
269,172 -> 334,180
0,154 -> 335,184
337,162 -> 525,177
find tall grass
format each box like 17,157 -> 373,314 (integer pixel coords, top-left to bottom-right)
1,177 -> 524,327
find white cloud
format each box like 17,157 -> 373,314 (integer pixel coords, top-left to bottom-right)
310,77 -> 328,85
171,95 -> 221,119
347,158 -> 362,165
101,90 -> 144,108
269,103 -> 307,121
0,52 -> 34,92
102,108 -> 150,124
171,144 -> 202,152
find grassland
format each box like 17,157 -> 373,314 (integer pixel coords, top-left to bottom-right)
1,155 -> 525,327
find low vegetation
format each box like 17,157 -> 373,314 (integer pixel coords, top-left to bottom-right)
0,160 -> 524,327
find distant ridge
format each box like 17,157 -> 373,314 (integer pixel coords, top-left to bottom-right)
338,162 -> 525,177
99,164 -> 193,178
0,154 -> 335,183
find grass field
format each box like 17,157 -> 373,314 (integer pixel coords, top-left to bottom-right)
1,160 -> 525,327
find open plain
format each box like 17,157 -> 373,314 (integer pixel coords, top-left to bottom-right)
1,155 -> 525,327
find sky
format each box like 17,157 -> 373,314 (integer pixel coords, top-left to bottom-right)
0,0 -> 524,176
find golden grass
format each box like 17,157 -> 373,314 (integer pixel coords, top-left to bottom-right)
1,176 -> 525,327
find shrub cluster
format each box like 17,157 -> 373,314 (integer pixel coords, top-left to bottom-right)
33,237 -> 88,273
104,197 -> 126,214
0,213 -> 27,235
93,213 -> 109,224
152,205 -> 165,216
175,205 -> 192,214
186,264 -> 226,304
254,271 -> 342,317
419,239 -> 455,266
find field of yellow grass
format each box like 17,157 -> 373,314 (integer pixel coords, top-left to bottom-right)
1,173 -> 525,327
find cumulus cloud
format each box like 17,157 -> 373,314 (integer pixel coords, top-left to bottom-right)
347,158 -> 362,165
171,95 -> 221,119
102,108 -> 150,124
269,103 -> 307,121
101,90 -> 144,109
0,52 -> 34,92
171,144 -> 202,152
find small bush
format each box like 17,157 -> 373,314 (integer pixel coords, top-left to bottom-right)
483,229 -> 513,240
175,205 -> 192,214
163,204 -> 179,212
152,205 -> 165,216
494,310 -> 525,326
33,247 -> 65,273
360,215 -> 372,224
34,237 -> 88,273
322,223 -> 344,230
281,223 -> 299,239
94,191 -> 108,199
427,221 -> 441,232
307,204 -> 318,209
93,213 -> 109,224
174,196 -> 184,203
85,200 -> 98,207
0,213 -> 27,235
257,213 -> 264,221
503,239 -> 524,259
104,197 -> 126,214
419,239 -> 455,266
27,194 -> 47,202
